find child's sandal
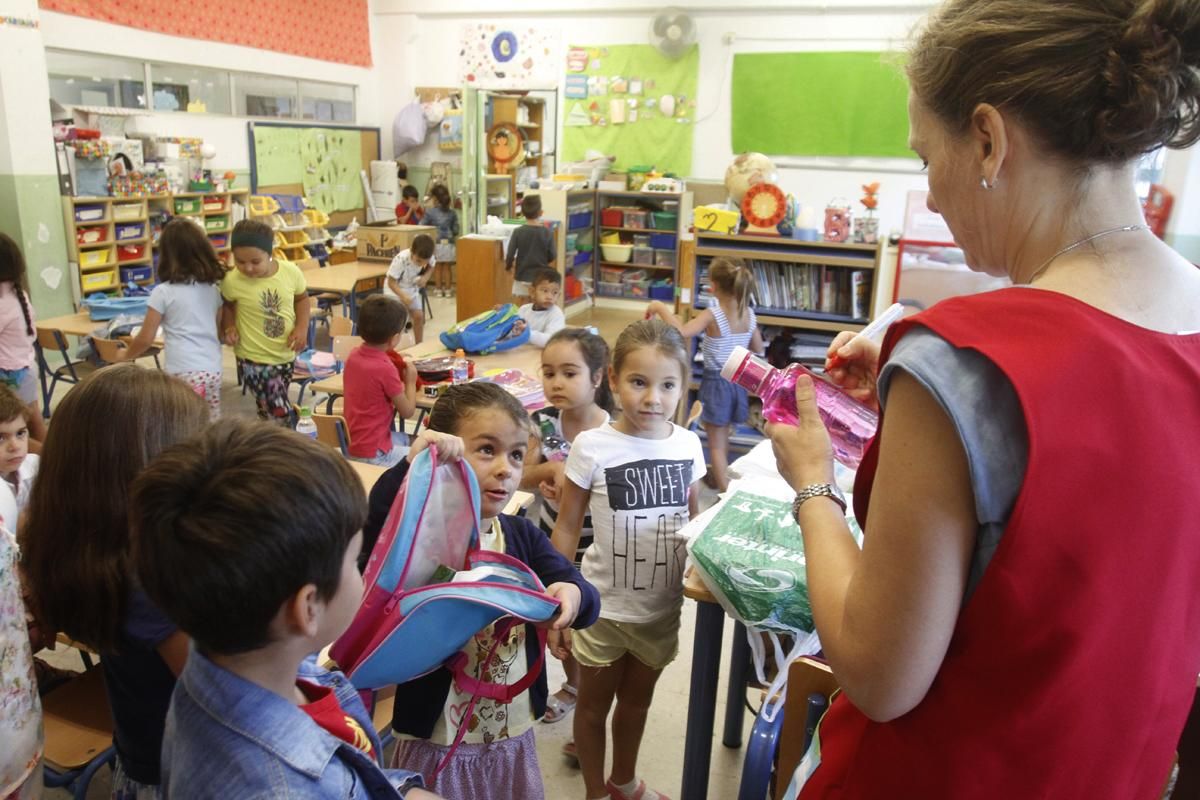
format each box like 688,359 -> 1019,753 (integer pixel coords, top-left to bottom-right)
606,779 -> 672,800
542,681 -> 577,724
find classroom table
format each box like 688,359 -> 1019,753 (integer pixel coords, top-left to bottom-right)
36,312 -> 106,338
303,260 -> 390,320
309,341 -> 545,414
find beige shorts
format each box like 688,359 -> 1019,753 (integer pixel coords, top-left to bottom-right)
573,606 -> 682,671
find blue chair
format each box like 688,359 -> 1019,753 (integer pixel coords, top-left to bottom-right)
42,666 -> 119,799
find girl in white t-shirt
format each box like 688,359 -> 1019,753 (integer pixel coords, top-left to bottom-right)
551,319 -> 706,800
120,218 -> 226,418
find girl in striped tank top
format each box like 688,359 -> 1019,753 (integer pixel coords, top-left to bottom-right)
647,257 -> 762,491
522,328 -> 613,728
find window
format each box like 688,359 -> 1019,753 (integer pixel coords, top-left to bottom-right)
46,50 -> 146,109
234,73 -> 298,119
149,63 -> 231,114
300,80 -> 355,123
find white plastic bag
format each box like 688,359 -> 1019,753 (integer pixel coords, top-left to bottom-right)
393,101 -> 428,155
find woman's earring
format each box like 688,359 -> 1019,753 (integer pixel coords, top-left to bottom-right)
980,176 -> 996,190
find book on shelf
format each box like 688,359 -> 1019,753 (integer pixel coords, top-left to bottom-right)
735,259 -> 869,320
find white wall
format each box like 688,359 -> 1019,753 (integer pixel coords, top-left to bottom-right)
39,9 -> 382,173
372,0 -> 934,235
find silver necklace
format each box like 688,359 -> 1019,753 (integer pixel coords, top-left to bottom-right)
1029,223 -> 1149,282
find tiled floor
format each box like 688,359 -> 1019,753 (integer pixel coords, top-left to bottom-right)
42,294 -> 752,799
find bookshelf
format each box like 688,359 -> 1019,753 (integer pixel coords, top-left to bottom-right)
595,189 -> 693,304
64,189 -> 248,298
524,188 -> 596,315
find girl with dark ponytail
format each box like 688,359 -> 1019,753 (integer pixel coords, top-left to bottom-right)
0,233 -> 46,445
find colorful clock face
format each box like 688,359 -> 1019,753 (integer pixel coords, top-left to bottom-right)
742,183 -> 787,228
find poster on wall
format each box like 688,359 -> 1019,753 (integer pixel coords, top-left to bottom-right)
560,44 -> 698,178
252,125 -> 363,213
459,24 -> 562,89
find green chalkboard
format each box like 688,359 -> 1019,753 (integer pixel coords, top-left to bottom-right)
731,52 -> 911,159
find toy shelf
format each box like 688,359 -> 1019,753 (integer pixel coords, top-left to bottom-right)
595,189 -> 692,304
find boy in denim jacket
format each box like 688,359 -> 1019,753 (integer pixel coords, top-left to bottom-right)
132,420 -> 441,800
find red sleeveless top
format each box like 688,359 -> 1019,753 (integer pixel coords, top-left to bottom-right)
802,288 -> 1200,799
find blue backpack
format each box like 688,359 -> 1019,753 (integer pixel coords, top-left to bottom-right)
439,304 -> 530,354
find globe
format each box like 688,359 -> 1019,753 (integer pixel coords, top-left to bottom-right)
724,152 -> 779,204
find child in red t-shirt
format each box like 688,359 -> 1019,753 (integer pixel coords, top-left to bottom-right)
344,295 -> 418,467
395,185 -> 425,226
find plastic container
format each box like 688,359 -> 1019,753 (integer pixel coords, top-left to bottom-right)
599,231 -> 621,245
112,202 -> 144,222
623,210 -> 649,229
117,243 -> 147,262
174,197 -> 201,215
295,407 -> 318,439
625,279 -> 650,298
74,204 -> 106,222
721,346 -> 879,468
81,268 -> 117,292
205,215 -> 229,232
453,348 -> 470,384
209,233 -> 229,249
601,243 -> 633,263
600,266 -> 626,283
119,265 -> 154,283
573,250 -> 591,267
598,281 -> 624,297
115,222 -> 145,241
202,197 -> 227,213
632,233 -> 652,247
620,269 -> 648,284
651,211 -> 678,230
575,230 -> 594,252
654,248 -> 676,267
76,226 -> 107,245
649,280 -> 675,301
79,248 -> 112,268
649,232 -> 677,250
600,207 -> 625,227
632,246 -> 654,265
568,209 -> 593,230
566,232 -> 579,251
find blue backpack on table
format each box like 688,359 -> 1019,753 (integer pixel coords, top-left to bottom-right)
439,304 -> 530,354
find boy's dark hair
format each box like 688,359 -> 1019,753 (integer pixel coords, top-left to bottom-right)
521,194 -> 542,220
396,161 -> 408,180
402,185 -> 420,201
0,385 -> 27,426
430,184 -> 451,210
0,233 -> 33,338
410,234 -> 435,260
428,382 -> 529,437
357,294 -> 408,345
157,218 -> 227,285
132,420 -> 366,656
545,328 -> 615,414
231,218 -> 275,255
531,268 -> 561,288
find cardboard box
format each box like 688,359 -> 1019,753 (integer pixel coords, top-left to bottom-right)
356,223 -> 437,262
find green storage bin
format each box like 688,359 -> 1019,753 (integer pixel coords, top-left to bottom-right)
652,211 -> 678,231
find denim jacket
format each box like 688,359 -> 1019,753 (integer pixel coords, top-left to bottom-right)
162,649 -> 423,799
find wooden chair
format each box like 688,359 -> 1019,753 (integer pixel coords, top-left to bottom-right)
41,666 -> 118,799
332,335 -> 362,363
91,336 -> 161,370
34,328 -> 93,415
328,315 -> 355,340
117,335 -> 162,369
313,412 -> 352,456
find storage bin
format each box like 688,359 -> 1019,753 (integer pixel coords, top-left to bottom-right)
651,211 -> 678,231
112,202 -> 144,222
625,279 -> 650,298
81,268 -> 117,292
623,210 -> 649,229
74,204 -> 106,223
649,232 -> 677,250
174,197 -> 202,214
573,250 -> 591,267
568,209 -> 593,230
117,243 -> 147,262
601,243 -> 633,263
654,248 -> 676,267
600,231 -> 621,245
632,233 -> 652,247
649,280 -> 675,301
205,215 -> 229,232
621,269 -> 648,284
209,233 -> 229,249
600,208 -> 625,227
600,267 -> 626,283
566,233 -> 579,251
202,197 -> 227,213
598,281 -> 625,297
575,230 -> 594,252
76,226 -> 107,245
250,195 -> 280,215
119,265 -> 154,283
632,246 -> 654,265
79,248 -> 112,268
115,222 -> 145,241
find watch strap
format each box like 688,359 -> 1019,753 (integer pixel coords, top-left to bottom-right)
792,483 -> 847,522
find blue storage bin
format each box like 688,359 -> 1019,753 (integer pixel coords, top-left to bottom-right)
649,281 -> 675,301
573,250 -> 591,267
568,210 -> 593,230
119,265 -> 154,283
115,222 -> 145,241
83,294 -> 149,321
649,232 -> 676,249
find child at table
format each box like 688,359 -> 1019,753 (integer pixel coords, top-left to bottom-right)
513,269 -> 566,348
119,217 -> 226,418
395,185 -> 425,226
20,365 -> 209,796
550,320 -> 706,800
385,234 -> 435,345
425,184 -> 459,299
131,420 -> 439,799
0,386 -> 36,533
221,219 -> 309,426
362,382 -> 600,800
505,195 -> 555,304
0,234 -> 46,446
345,295 -> 418,468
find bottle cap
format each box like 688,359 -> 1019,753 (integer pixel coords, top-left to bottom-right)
720,345 -> 752,383
299,406 -> 312,417
455,348 -> 465,358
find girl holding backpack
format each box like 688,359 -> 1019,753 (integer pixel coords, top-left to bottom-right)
363,382 -> 600,799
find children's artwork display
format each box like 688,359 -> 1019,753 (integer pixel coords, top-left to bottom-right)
459,24 -> 562,89
251,125 -> 364,213
561,44 -> 699,178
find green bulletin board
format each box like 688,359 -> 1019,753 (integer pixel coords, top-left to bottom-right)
561,44 -> 699,177
731,52 -> 911,159
250,124 -> 366,213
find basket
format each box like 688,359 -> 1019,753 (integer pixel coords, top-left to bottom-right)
250,195 -> 280,215
119,265 -> 154,283
74,204 -> 106,223
600,231 -> 621,245
117,243 -> 147,262
174,198 -> 201,215
600,243 -> 632,263
81,268 -> 117,292
79,248 -> 112,268
76,226 -> 107,245
204,215 -> 229,232
202,198 -> 227,213
303,208 -> 331,226
115,222 -> 145,241
112,202 -> 144,222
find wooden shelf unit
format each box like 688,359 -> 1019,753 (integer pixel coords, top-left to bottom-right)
64,189 -> 248,297
595,189 -> 692,303
524,188 -> 596,314
488,93 -> 546,188
484,174 -> 516,220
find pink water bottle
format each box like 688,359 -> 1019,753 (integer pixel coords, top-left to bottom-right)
721,346 -> 878,468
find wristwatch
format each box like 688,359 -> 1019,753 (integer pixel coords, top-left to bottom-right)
792,483 -> 847,524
